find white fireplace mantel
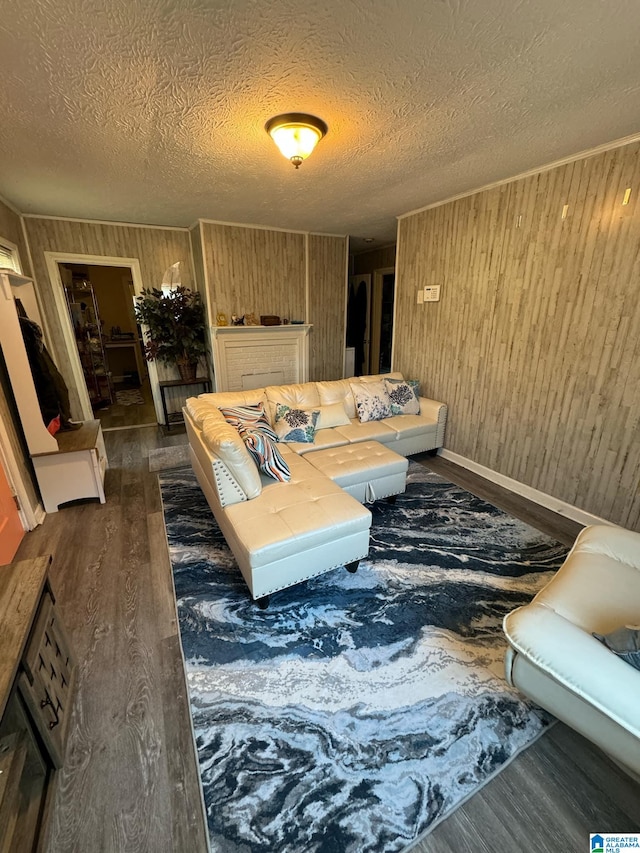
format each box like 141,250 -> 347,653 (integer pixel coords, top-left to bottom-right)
210,324 -> 312,392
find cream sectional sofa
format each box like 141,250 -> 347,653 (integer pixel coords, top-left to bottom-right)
183,373 -> 447,605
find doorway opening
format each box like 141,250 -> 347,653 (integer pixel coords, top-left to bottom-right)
58,262 -> 157,430
346,268 -> 395,376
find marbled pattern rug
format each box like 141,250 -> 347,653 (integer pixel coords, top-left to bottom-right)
160,462 -> 566,853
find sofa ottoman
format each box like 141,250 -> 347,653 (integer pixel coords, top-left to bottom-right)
305,440 -> 409,504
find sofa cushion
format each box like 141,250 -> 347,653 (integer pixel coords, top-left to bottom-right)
350,380 -> 392,422
382,415 -> 439,441
316,379 -> 357,419
334,418 -> 396,444
185,396 -> 224,427
224,460 -> 371,569
200,389 -> 267,410
200,414 -> 262,498
315,401 -> 351,429
274,404 -> 320,443
265,382 -> 321,424
242,429 -> 291,482
383,378 -> 420,415
285,428 -> 350,455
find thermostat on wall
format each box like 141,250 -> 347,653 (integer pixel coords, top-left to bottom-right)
424,285 -> 441,302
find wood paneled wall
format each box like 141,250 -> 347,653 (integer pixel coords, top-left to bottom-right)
351,244 -> 396,276
23,218 -> 194,416
0,198 -> 31,276
395,141 -> 640,530
0,199 -> 40,515
201,222 -> 306,323
200,222 -> 346,381
308,234 -> 348,381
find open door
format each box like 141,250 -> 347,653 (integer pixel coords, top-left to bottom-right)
347,275 -> 371,376
0,457 -> 24,566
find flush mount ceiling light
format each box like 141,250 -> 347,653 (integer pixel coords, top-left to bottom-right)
265,113 -> 328,169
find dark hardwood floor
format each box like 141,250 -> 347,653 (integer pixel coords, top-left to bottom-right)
13,432 -> 639,852
95,377 -> 157,431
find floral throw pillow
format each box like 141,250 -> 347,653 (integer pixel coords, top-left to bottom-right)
219,403 -> 277,441
350,381 -> 392,423
242,429 -> 291,482
383,378 -> 420,415
274,404 -> 319,443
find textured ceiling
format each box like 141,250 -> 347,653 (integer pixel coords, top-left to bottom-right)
1,0 -> 640,251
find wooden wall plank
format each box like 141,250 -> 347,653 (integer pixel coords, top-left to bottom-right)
200,223 -> 346,382
23,218 -> 195,416
395,141 -> 640,530
352,244 -> 396,276
200,223 -> 305,326
308,234 -> 347,381
0,200 -> 41,515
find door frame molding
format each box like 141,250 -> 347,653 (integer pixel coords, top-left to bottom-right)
371,266 -> 395,375
44,252 -> 163,423
0,415 -> 42,530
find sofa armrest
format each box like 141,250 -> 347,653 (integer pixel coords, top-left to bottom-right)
418,397 -> 447,445
504,603 -> 640,738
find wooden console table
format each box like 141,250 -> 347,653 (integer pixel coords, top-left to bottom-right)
159,377 -> 211,431
0,555 -> 76,851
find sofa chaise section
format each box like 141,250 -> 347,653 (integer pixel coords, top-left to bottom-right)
184,374 -> 447,602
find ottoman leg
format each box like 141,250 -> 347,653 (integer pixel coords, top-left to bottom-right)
346,560 -> 359,574
386,495 -> 397,505
256,594 -> 270,610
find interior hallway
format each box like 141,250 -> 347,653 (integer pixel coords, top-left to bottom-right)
13,428 -> 640,852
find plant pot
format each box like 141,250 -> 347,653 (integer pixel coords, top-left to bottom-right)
178,361 -> 198,382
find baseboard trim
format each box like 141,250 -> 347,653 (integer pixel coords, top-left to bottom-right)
437,448 -> 614,529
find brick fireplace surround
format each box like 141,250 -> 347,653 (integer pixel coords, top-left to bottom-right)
210,324 -> 312,392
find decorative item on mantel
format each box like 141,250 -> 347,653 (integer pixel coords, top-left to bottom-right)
134,264 -> 207,382
245,313 -> 260,326
260,315 -> 280,326
216,312 -> 228,326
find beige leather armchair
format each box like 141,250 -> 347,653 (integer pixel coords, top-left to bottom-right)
503,524 -> 640,781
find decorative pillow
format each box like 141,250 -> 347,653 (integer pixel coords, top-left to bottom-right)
315,402 -> 351,429
593,626 -> 640,671
242,429 -> 291,482
383,378 -> 420,415
219,403 -> 277,441
350,381 -> 392,423
274,403 -> 320,443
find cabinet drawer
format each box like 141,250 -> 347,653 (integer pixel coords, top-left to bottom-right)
18,591 -> 75,769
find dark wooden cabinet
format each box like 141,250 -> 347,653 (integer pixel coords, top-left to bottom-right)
0,556 -> 76,851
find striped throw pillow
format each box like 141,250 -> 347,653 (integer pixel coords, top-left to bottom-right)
242,429 -> 291,482
219,404 -> 277,441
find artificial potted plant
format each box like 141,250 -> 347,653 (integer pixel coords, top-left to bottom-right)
134,286 -> 207,381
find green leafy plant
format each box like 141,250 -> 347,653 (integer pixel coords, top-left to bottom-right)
134,287 -> 207,375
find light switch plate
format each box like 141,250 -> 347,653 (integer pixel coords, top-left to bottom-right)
416,289 -> 424,304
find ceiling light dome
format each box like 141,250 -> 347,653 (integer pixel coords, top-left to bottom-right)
265,113 -> 328,169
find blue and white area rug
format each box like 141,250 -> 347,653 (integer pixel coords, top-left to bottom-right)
160,462 -> 567,853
